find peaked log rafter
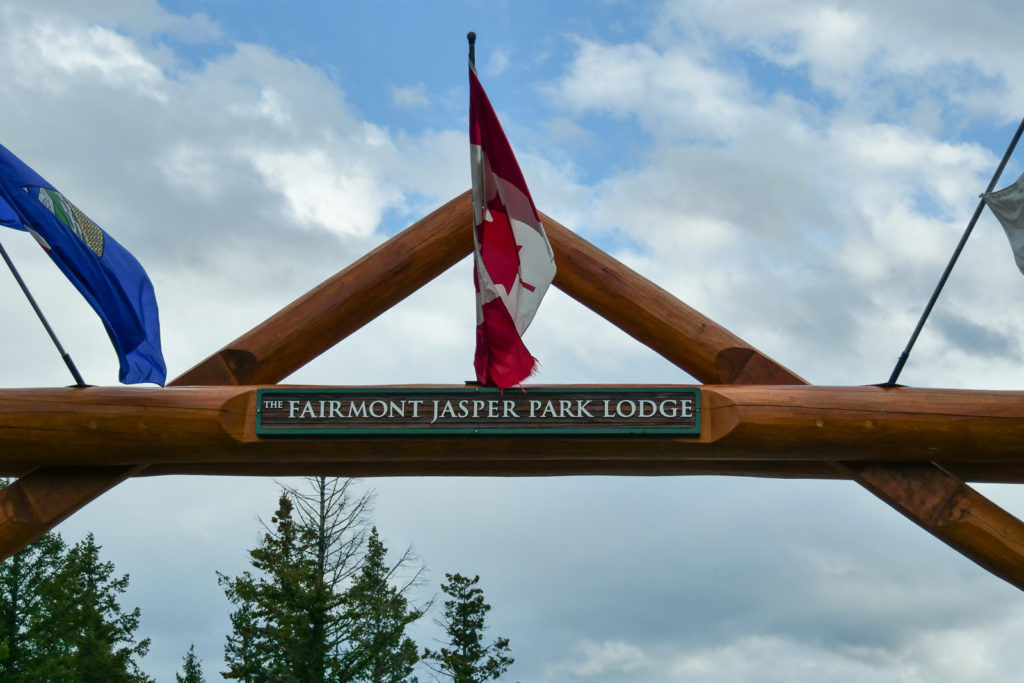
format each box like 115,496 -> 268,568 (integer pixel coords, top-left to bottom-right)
541,209 -> 1024,590
0,192 -> 474,559
2,192 -> 1024,591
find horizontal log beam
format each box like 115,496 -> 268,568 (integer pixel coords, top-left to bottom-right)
136,460 -> 843,479
127,461 -> 1024,483
2,385 -> 1024,473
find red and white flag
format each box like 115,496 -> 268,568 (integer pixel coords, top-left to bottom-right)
469,63 -> 555,388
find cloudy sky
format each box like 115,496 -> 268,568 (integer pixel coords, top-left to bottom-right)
4,0 -> 1024,680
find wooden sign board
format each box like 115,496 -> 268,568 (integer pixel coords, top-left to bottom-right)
256,387 -> 700,436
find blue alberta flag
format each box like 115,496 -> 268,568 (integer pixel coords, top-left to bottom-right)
0,143 -> 166,385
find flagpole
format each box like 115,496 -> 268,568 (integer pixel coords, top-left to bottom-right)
886,117 -> 1024,386
465,29 -> 481,389
0,238 -> 86,386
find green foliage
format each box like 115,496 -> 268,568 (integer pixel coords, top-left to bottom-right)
0,531 -> 66,682
338,527 -> 423,682
176,643 -> 205,683
422,574 -> 513,683
221,596 -> 261,681
0,521 -> 151,683
47,533 -> 153,682
220,478 -> 428,683
285,476 -> 377,675
219,493 -> 332,681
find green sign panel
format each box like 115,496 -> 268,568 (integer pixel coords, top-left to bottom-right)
256,387 -> 700,436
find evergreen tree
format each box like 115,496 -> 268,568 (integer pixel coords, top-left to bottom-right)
220,479 -> 425,683
284,476 -> 375,670
0,531 -> 67,682
422,574 -> 513,683
221,598 -> 262,681
0,482 -> 152,682
176,643 -> 205,683
46,533 -> 153,682
338,527 -> 423,682
220,493 -> 326,681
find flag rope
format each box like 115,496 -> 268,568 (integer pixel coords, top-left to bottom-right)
886,116 -> 1024,386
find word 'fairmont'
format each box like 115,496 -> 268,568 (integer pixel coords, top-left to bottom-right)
256,388 -> 701,436
283,397 -> 694,423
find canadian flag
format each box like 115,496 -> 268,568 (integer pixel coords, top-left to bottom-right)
470,63 -> 555,388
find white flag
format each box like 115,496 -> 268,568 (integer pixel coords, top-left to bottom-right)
983,172 -> 1024,275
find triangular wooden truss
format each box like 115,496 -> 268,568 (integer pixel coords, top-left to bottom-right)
2,191 -> 1024,588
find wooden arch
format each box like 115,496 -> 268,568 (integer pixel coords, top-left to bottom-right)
3,191 -> 1024,589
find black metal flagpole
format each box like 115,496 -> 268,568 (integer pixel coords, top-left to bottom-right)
468,31 -> 476,68
886,116 -> 1024,386
0,237 -> 86,386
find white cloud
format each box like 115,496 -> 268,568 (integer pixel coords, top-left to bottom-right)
485,46 -> 510,76
0,4 -> 472,387
558,639 -> 648,677
20,0 -> 222,42
392,82 -> 430,109
229,87 -> 293,127
3,12 -> 166,100
246,146 -> 400,238
542,22 -> 1024,389
544,116 -> 589,143
549,39 -> 751,142
530,599 -> 1024,683
654,615 -> 1024,683
657,0 -> 1024,119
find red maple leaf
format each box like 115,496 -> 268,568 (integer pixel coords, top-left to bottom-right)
478,199 -> 521,294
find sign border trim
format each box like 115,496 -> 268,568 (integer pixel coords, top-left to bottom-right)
255,386 -> 702,436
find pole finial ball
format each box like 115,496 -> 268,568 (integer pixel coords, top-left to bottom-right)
468,31 -> 476,44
